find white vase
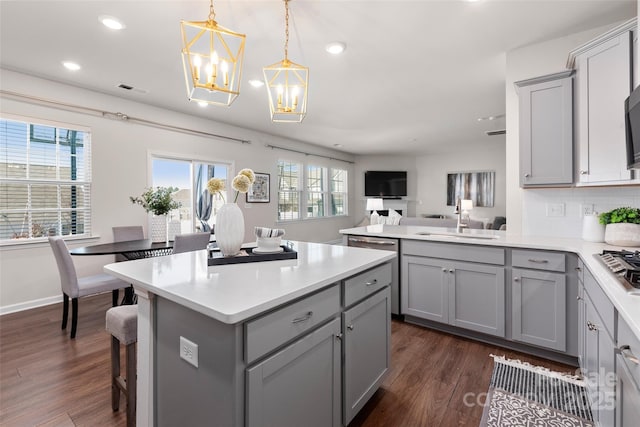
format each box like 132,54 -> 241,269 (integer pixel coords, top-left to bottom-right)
150,214 -> 168,243
215,203 -> 245,256
604,223 -> 640,247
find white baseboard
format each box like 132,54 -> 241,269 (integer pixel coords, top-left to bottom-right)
0,294 -> 60,316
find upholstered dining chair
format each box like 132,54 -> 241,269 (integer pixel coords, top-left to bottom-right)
172,232 -> 211,254
112,226 -> 145,262
49,236 -> 130,339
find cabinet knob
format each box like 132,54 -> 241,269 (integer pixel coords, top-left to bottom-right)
335,333 -> 343,341
449,269 -> 454,273
580,170 -> 588,175
575,267 -> 582,272
442,268 -> 447,272
576,295 -> 583,301
347,324 -> 354,331
587,321 -> 598,331
513,277 -> 520,282
524,173 -> 531,178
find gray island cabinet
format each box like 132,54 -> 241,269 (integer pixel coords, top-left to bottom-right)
105,241 -> 394,427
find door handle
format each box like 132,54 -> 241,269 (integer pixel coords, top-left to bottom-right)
617,345 -> 640,365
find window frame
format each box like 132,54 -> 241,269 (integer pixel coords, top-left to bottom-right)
0,114 -> 92,244
148,151 -> 235,233
277,158 -> 348,223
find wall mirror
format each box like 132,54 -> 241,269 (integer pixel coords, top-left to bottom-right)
446,171 -> 495,207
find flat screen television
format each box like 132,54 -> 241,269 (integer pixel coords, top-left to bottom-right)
364,171 -> 407,198
624,84 -> 640,169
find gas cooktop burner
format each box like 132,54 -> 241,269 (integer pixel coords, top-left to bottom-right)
597,250 -> 640,295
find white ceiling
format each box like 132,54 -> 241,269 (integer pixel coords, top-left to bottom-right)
0,1 -> 636,155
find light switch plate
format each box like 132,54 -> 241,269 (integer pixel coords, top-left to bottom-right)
546,203 -> 565,217
180,336 -> 199,368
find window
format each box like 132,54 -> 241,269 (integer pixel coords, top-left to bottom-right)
277,159 -> 348,221
0,117 -> 91,241
151,156 -> 229,232
330,168 -> 347,216
277,160 -> 301,221
306,165 -> 326,218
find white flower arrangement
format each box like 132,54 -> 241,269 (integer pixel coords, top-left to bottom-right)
207,168 -> 255,203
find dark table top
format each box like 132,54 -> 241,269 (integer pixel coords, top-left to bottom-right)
69,239 -> 174,256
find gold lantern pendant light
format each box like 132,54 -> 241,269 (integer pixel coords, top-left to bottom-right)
263,0 -> 309,123
181,0 -> 246,106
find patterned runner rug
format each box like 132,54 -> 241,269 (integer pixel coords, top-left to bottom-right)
479,355 -> 594,427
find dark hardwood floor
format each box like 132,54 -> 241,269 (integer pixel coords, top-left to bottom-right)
0,293 -> 574,426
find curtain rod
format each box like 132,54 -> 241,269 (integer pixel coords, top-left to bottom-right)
265,144 -> 354,164
0,90 -> 251,145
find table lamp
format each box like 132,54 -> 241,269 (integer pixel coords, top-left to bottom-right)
366,198 -> 384,225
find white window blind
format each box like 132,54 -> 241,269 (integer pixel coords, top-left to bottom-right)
278,160 -> 301,221
0,118 -> 92,241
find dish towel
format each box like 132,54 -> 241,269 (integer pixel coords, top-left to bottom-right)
254,227 -> 286,238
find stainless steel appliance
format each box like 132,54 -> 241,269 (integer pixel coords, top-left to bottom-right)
347,235 -> 400,314
596,250 -> 640,295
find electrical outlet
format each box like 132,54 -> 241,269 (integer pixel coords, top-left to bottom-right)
546,203 -> 565,217
180,336 -> 199,368
580,203 -> 595,216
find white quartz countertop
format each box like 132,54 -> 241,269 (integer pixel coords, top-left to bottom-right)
104,241 -> 395,325
340,225 -> 640,342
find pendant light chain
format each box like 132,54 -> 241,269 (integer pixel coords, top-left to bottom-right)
284,0 -> 289,60
208,0 -> 216,22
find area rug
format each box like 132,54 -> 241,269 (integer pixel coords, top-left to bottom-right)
479,355 -> 594,427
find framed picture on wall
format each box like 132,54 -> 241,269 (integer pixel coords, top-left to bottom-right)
446,171 -> 495,207
246,172 -> 270,203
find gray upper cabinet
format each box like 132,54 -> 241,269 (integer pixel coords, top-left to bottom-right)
516,71 -> 574,187
568,19 -> 635,185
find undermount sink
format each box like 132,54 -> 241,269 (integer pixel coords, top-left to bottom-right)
415,231 -> 500,240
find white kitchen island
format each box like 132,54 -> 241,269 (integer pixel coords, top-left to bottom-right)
105,241 -> 395,427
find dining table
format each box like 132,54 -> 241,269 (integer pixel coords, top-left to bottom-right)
70,239 -> 178,304
69,238 -> 175,260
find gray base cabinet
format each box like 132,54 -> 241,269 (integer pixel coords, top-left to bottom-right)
511,268 -> 566,351
401,250 -> 505,338
616,355 -> 640,427
246,318 -> 342,427
343,287 -> 391,425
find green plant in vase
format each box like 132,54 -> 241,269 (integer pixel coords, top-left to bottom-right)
598,206 -> 640,247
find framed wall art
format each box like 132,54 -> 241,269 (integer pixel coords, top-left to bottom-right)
246,172 -> 270,203
446,171 -> 495,207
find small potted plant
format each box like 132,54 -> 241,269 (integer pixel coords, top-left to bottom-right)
599,206 -> 640,247
130,187 -> 182,242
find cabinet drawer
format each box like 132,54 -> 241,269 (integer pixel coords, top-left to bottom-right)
618,315 -> 640,387
344,263 -> 391,308
583,267 -> 614,339
512,249 -> 565,272
245,285 -> 340,364
402,240 -> 505,265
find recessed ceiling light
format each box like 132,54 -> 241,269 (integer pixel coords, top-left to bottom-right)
248,79 -> 265,88
325,42 -> 346,55
62,61 -> 81,71
99,15 -> 125,30
197,101 -> 208,107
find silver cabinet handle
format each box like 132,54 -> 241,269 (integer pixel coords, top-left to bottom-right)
587,321 -> 598,331
576,295 -> 583,301
514,277 -> 520,282
347,324 -> 354,331
348,238 -> 395,245
524,173 -> 531,178
335,333 -> 343,341
618,345 -> 640,365
580,170 -> 588,175
528,259 -> 549,264
365,279 -> 378,286
449,269 -> 454,273
291,311 -> 313,324
575,267 -> 582,272
442,268 -> 447,272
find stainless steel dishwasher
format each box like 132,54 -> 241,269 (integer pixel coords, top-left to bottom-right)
347,235 -> 400,315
